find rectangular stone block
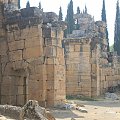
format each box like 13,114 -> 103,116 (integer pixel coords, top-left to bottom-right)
25,37 -> 41,48
8,40 -> 25,51
9,50 -> 23,61
44,46 -> 57,57
16,95 -> 25,106
23,46 -> 42,59
7,32 -> 14,43
74,45 -> 80,52
0,40 -> 8,55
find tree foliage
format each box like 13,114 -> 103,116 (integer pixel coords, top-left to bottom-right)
77,6 -> 80,14
59,6 -> 63,21
18,0 -> 20,9
38,2 -> 41,9
85,5 -> 87,14
101,0 -> 106,22
114,0 -> 120,55
101,0 -> 109,51
66,0 -> 74,34
26,1 -> 30,8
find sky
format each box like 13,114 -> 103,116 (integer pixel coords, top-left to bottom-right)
21,0 -> 117,46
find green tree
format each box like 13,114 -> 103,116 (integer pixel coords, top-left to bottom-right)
66,0 -> 74,34
102,0 -> 106,22
18,0 -> 20,9
85,5 -> 87,14
59,6 -> 63,21
101,0 -> 109,51
114,0 -> 120,55
26,1 -> 30,8
38,2 -> 41,9
77,6 -> 80,14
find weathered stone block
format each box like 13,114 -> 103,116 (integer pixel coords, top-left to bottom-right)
25,37 -> 42,48
74,45 -> 80,52
8,40 -> 25,51
9,50 -> 23,61
23,46 -> 42,59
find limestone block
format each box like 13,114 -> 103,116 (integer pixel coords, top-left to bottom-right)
54,80 -> 65,89
8,40 -> 25,51
103,81 -> 108,88
0,40 -> 8,55
58,57 -> 65,65
69,45 -> 75,52
91,81 -> 97,87
51,38 -> 62,47
1,55 -> 9,64
46,58 -> 54,65
47,90 -> 54,100
44,46 -> 57,57
26,26 -> 41,38
47,80 -> 54,90
56,47 -> 63,57
29,80 -> 44,90
16,95 -> 25,106
13,30 -> 21,41
106,76 -> 113,81
9,50 -> 23,61
1,84 -> 17,95
35,73 -> 47,82
23,46 -> 42,59
7,32 -> 14,43
18,86 -> 24,94
0,29 -> 5,36
12,60 -> 28,70
15,76 -> 25,86
92,64 -> 97,73
81,75 -> 91,80
1,96 -> 11,104
29,88 -> 44,99
25,37 -> 42,48
54,90 -> 66,100
2,76 -> 14,85
74,45 -> 80,52
83,44 -> 90,52
100,75 -> 105,81
34,64 -> 46,74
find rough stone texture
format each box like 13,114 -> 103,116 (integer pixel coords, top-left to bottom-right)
64,12 -> 120,97
0,1 -> 120,108
64,38 -> 92,96
0,100 -> 55,120
0,1 -> 66,107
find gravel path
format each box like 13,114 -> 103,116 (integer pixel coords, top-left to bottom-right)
51,100 -> 120,120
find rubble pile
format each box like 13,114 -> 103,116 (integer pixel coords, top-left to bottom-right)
0,100 -> 55,120
56,101 -> 88,113
105,93 -> 119,100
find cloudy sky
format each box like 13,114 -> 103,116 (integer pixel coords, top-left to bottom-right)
21,0 -> 117,46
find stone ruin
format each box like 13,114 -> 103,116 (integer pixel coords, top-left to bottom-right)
0,100 -> 55,120
64,12 -> 120,97
0,0 -> 66,107
0,0 -> 120,109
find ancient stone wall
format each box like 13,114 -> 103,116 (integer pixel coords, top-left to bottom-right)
43,25 -> 66,106
0,6 -> 66,107
64,38 -> 92,97
64,12 -> 120,97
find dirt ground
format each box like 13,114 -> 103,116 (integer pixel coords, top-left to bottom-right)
0,98 -> 120,120
51,100 -> 120,120
0,115 -> 13,120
